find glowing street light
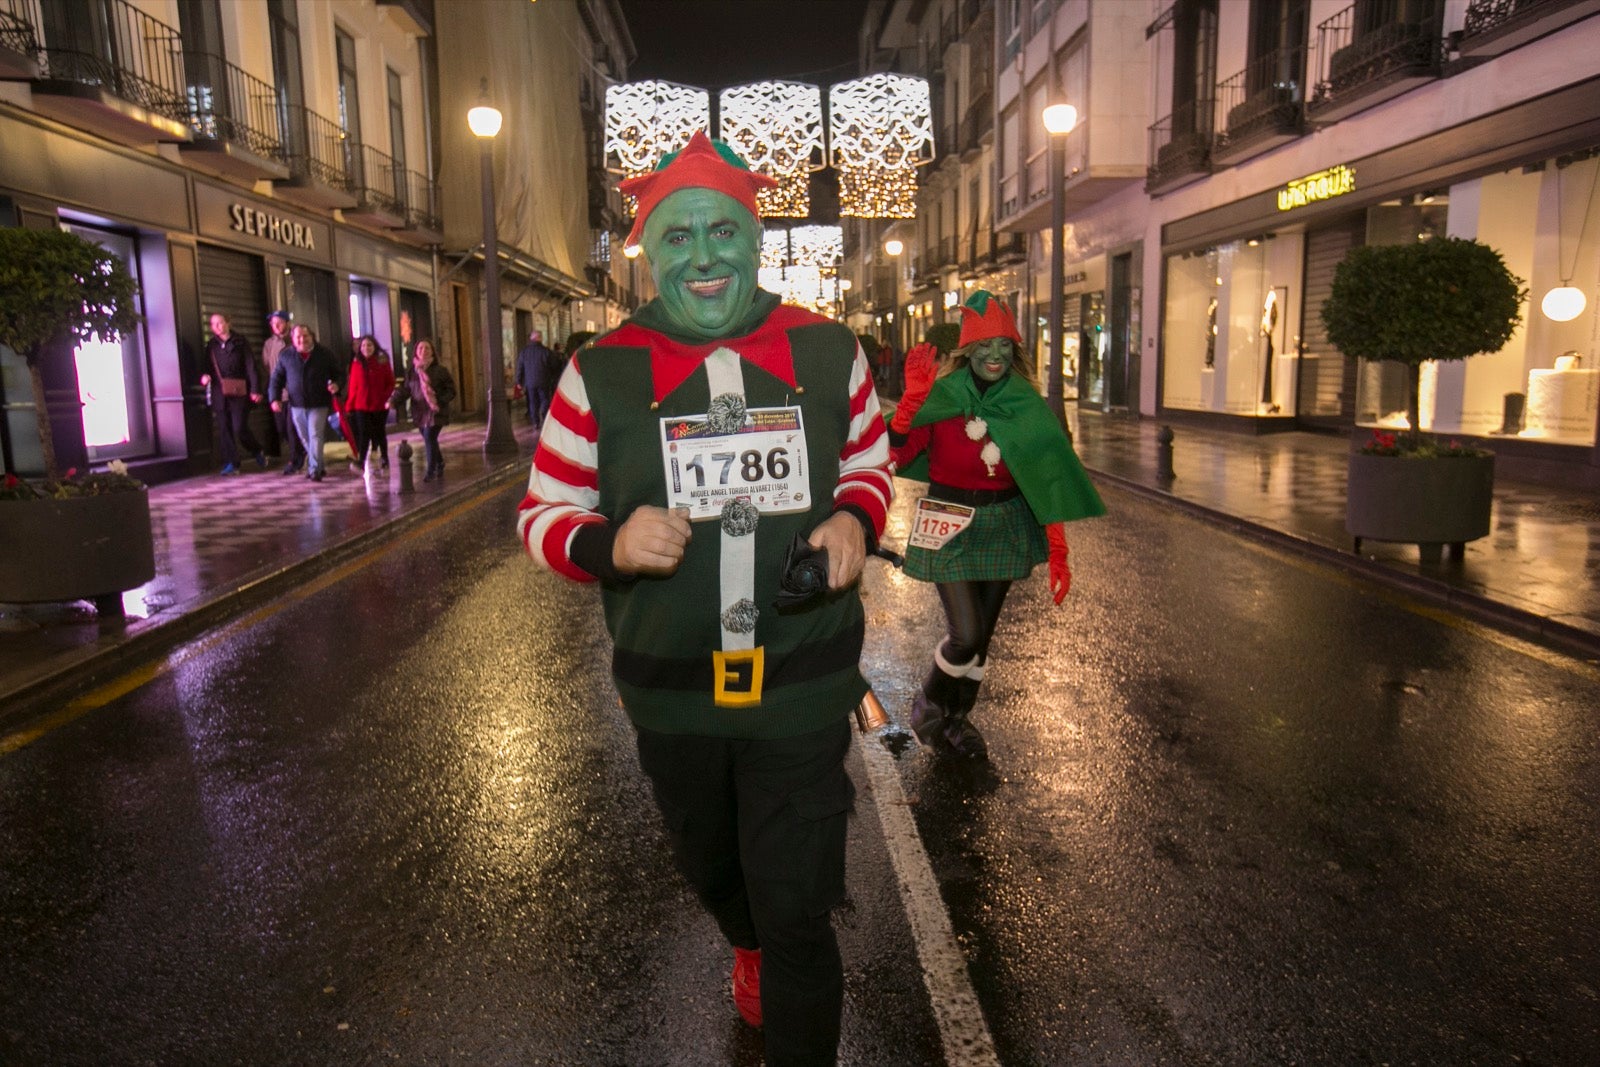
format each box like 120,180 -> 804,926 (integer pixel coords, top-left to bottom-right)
1043,101 -> 1079,425
470,80 -> 515,454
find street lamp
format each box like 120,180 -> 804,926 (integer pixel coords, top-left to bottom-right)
1042,102 -> 1078,426
469,80 -> 517,454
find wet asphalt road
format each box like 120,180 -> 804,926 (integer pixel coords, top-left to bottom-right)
2,479 -> 1598,1066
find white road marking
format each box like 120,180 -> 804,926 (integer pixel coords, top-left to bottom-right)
858,729 -> 1001,1066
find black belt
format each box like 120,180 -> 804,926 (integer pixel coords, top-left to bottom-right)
928,482 -> 1020,507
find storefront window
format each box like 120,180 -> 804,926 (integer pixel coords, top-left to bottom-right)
1352,164 -> 1600,448
1162,234 -> 1302,417
64,225 -> 151,461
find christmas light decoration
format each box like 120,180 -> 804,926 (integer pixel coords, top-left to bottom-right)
605,80 -> 710,215
720,81 -> 823,218
829,74 -> 933,218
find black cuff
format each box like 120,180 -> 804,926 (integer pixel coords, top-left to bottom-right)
833,502 -> 879,556
887,426 -> 912,448
569,522 -> 634,584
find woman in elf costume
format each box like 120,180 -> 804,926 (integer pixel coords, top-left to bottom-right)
889,290 -> 1105,760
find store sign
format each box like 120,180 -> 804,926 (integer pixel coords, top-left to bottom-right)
1276,165 -> 1356,212
229,203 -> 317,251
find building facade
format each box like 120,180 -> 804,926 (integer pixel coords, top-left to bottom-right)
0,0 -> 441,481
0,0 -> 636,483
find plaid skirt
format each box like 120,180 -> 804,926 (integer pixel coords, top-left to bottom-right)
903,492 -> 1048,582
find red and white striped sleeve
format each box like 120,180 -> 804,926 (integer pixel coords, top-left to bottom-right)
833,340 -> 893,538
516,355 -> 607,582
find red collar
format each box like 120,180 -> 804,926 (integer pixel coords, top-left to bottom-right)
597,306 -> 825,404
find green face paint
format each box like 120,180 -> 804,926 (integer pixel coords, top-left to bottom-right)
642,187 -> 761,341
966,337 -> 1014,383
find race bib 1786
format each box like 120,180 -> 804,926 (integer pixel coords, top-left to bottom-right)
660,406 -> 810,520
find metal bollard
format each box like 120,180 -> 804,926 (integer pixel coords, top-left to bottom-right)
1157,425 -> 1176,482
397,440 -> 414,494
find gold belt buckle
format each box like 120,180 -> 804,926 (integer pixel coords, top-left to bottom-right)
713,647 -> 765,707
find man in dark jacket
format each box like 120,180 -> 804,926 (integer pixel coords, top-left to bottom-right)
514,329 -> 558,429
267,324 -> 344,482
200,312 -> 265,475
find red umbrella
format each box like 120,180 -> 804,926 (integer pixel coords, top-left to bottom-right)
330,388 -> 358,453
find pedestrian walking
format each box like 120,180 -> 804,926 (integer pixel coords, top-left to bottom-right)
199,312 -> 265,475
267,324 -> 343,483
515,132 -> 892,1067
514,329 -> 558,429
261,310 -> 306,473
888,290 -> 1106,760
405,340 -> 454,481
346,334 -> 396,472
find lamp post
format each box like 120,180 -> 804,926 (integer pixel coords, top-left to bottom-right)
468,82 -> 516,454
883,236 -> 904,351
1042,102 -> 1078,427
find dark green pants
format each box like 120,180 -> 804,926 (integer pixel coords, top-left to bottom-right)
635,717 -> 854,1067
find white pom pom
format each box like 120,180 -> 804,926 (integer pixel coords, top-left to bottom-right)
980,440 -> 1001,476
965,417 -> 987,441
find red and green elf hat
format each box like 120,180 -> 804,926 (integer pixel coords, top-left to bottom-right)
957,289 -> 1024,349
619,131 -> 777,250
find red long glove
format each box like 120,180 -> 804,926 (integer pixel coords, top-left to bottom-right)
890,342 -> 940,432
1046,522 -> 1070,604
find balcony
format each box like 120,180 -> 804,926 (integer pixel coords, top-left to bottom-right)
393,169 -> 442,245
25,0 -> 192,146
1306,2 -> 1444,124
961,89 -> 992,159
1146,98 -> 1214,195
274,104 -> 357,210
345,143 -> 407,228
375,0 -> 434,37
1459,0 -> 1600,57
0,0 -> 39,79
1212,46 -> 1307,167
175,51 -> 287,181
936,235 -> 958,270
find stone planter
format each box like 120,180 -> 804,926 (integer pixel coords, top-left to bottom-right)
1345,451 -> 1494,562
0,490 -> 155,614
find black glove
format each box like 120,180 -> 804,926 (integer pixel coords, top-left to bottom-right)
774,532 -> 830,610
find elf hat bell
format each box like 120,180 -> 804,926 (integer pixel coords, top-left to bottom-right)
957,290 -> 1024,348
619,131 -> 777,250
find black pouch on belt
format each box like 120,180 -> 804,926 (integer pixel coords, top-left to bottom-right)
774,532 -> 830,610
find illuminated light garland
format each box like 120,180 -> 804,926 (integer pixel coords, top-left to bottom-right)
720,81 -> 823,219
785,225 -> 842,268
605,80 -> 711,213
829,73 -> 933,218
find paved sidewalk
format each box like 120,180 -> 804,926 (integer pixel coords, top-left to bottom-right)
6,407 -> 1598,723
1,420 -> 539,721
1068,413 -> 1600,659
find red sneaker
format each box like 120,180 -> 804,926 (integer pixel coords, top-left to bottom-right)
732,946 -> 762,1028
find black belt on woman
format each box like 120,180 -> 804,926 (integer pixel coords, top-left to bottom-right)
927,481 -> 1020,507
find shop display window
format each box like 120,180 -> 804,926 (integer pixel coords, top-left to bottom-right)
1161,235 -> 1300,416
1352,164 -> 1599,449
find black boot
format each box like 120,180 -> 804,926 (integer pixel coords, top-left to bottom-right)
940,657 -> 988,761
910,644 -> 974,751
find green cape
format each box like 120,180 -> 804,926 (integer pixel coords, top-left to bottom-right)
900,370 -> 1106,526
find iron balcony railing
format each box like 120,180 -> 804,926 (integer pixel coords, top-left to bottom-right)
1462,0 -> 1565,38
181,50 -> 282,160
354,142 -> 405,217
0,0 -> 39,60
280,103 -> 354,192
403,168 -> 441,233
1215,44 -> 1306,145
31,0 -> 187,122
1147,97 -> 1215,186
1309,1 -> 1443,107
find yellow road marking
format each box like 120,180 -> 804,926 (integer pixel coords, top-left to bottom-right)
0,483 -> 514,756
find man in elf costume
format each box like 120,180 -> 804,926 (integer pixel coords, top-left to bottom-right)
889,290 -> 1105,760
515,132 -> 892,1066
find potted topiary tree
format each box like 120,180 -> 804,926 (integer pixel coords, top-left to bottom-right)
1322,236 -> 1526,562
0,226 -> 152,615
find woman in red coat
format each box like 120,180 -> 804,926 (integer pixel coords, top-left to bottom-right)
346,334 -> 397,472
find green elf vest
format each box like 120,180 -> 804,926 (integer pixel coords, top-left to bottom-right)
583,292 -> 870,739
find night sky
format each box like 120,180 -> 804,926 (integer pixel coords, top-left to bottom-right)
616,0 -> 872,91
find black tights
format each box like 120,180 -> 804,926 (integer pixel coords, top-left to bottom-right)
936,580 -> 1012,665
